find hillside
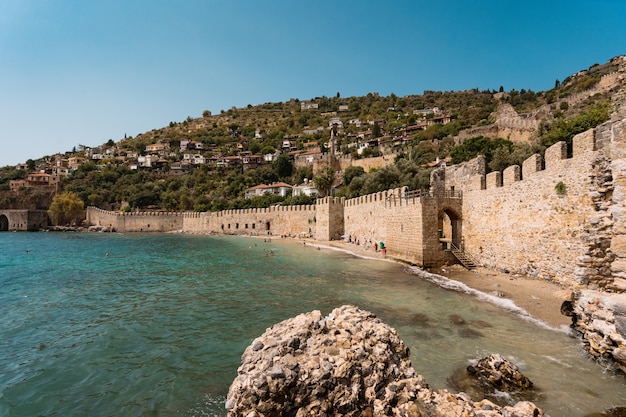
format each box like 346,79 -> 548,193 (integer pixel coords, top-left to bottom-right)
1,55 -> 624,213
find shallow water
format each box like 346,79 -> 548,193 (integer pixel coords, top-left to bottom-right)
0,232 -> 624,417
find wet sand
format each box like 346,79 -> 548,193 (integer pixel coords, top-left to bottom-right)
296,238 -> 573,329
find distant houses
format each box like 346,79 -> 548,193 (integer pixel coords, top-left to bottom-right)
245,182 -> 293,199
6,100 -> 454,200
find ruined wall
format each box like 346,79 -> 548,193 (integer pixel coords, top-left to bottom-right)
338,153 -> 397,173
607,119 -> 626,291
0,210 -> 49,231
432,155 -> 486,195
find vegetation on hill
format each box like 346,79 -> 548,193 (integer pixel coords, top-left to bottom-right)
1,57 -> 621,212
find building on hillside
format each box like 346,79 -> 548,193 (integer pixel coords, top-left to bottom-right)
67,156 -> 87,170
264,151 -> 281,163
303,127 -> 324,135
46,166 -> 71,177
300,102 -> 319,110
145,142 -> 169,153
10,172 -> 61,192
137,155 -> 157,168
9,179 -> 27,192
292,179 -> 318,198
357,138 -> 380,155
413,109 -> 434,117
242,154 -> 263,170
170,161 -> 192,175
216,156 -> 242,168
154,159 -> 169,170
183,153 -> 206,165
245,182 -> 293,199
329,117 -> 344,129
295,149 -> 322,165
303,142 -> 320,151
423,156 -> 452,168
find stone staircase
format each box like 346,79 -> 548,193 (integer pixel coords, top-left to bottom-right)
450,242 -> 478,269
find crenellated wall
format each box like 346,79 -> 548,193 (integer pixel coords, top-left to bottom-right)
203,205 -> 317,237
87,207 -> 184,232
343,190 -> 390,246
87,204 -> 317,238
434,123 -> 624,289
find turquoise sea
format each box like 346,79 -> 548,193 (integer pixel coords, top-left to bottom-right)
0,232 -> 624,417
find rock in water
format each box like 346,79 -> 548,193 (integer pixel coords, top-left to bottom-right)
226,305 -> 544,417
467,353 -> 534,391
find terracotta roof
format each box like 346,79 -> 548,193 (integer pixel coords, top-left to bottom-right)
271,182 -> 293,188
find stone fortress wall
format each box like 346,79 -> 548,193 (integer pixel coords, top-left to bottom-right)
437,118 -> 626,292
0,209 -> 49,231
87,204 -> 317,238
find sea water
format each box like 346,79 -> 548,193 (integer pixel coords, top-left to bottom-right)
0,232 -> 624,417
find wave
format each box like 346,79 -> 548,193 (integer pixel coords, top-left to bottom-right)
404,265 -> 567,332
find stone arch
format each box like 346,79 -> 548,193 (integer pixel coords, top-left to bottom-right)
0,214 -> 8,231
438,206 -> 462,247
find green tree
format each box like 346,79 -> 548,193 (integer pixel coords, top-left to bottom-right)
48,192 -> 84,226
273,153 -> 293,179
372,122 -> 382,138
293,166 -> 313,185
314,166 -> 336,197
343,166 -> 365,186
537,102 -> 609,151
450,136 -> 513,166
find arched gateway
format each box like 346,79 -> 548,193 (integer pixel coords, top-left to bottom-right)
0,210 -> 49,231
0,214 -> 8,231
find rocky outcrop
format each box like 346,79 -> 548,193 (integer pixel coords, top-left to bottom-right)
571,291 -> 626,374
467,354 -> 534,392
574,153 -> 616,289
226,305 -> 544,417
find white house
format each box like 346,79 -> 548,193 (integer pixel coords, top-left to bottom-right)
328,117 -> 344,129
138,155 -> 157,168
264,150 -> 281,163
191,154 -> 206,165
292,179 -> 318,198
245,182 -> 293,199
300,102 -> 319,110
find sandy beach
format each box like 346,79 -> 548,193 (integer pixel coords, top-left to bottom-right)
295,237 -> 573,329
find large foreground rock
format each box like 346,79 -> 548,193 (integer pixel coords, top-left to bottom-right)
226,305 -> 544,416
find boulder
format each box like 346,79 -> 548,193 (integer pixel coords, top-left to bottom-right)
226,305 -> 544,417
466,353 -> 534,391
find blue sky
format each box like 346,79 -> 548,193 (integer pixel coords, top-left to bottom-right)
1,0 -> 625,167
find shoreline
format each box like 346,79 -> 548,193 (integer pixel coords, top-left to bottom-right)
291,236 -> 573,330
